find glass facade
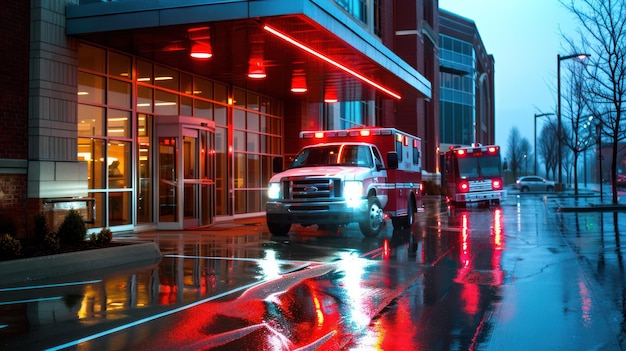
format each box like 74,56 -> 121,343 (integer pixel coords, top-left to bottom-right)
78,45 -> 134,228
334,0 -> 382,38
439,34 -> 476,146
323,99 -> 378,130
77,43 -> 283,229
335,0 -> 368,23
339,101 -> 371,129
232,88 -> 282,215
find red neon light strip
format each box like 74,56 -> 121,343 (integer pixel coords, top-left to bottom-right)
263,25 -> 402,100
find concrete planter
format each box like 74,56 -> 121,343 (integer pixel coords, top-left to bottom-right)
0,242 -> 162,286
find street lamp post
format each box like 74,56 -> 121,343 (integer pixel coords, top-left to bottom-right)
534,112 -> 554,175
596,120 -> 603,202
557,53 -> 589,191
524,154 -> 528,175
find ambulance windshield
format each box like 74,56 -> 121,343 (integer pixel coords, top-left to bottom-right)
457,154 -> 501,179
290,144 -> 373,168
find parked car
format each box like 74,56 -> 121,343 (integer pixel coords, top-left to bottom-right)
514,176 -> 555,192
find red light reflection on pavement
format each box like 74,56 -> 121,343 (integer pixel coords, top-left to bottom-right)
578,278 -> 593,327
139,263 -> 375,350
453,210 -> 506,315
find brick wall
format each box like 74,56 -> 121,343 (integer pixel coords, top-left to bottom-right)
0,1 -> 30,236
0,0 -> 29,160
0,175 -> 28,236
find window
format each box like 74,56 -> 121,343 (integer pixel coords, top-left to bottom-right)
78,43 -> 284,224
232,88 -> 282,215
413,143 -> 420,166
335,0 -> 368,24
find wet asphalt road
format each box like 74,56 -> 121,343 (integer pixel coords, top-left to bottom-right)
1,193 -> 624,350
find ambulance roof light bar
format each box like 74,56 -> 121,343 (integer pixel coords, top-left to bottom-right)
452,145 -> 499,156
301,128 -> 396,139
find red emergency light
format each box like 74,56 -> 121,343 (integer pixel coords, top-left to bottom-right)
300,128 -> 405,140
458,180 -> 470,192
492,177 -> 503,190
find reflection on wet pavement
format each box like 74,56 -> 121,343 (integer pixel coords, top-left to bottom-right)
352,202 -> 506,350
555,210 -> 626,350
0,198 -> 504,350
2,196 -> 622,350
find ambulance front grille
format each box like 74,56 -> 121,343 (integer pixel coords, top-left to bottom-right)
469,179 -> 493,192
282,178 -> 342,200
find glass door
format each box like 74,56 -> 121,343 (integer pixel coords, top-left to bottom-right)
158,137 -> 178,225
156,116 -> 215,230
183,129 -> 215,227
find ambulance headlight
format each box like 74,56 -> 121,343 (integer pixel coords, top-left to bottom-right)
344,181 -> 364,206
268,182 -> 281,200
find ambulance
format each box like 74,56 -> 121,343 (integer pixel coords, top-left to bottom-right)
266,128 -> 422,237
440,143 -> 505,206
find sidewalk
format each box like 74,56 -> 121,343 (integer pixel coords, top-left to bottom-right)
481,189 -> 624,350
552,187 -> 626,212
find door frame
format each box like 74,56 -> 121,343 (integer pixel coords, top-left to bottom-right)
155,115 -> 215,230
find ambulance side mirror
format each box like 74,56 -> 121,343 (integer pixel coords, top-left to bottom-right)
386,152 -> 399,170
272,157 -> 284,173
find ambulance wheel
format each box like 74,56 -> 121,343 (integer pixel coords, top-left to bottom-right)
267,221 -> 291,236
359,196 -> 384,237
405,197 -> 415,228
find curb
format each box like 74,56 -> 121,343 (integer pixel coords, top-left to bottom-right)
0,242 -> 162,286
557,205 -> 626,212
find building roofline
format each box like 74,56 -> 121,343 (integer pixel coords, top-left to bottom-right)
67,0 -> 431,98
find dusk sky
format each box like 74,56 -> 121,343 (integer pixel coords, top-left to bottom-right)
438,0 -> 581,159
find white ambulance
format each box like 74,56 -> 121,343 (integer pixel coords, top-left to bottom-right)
266,128 -> 422,237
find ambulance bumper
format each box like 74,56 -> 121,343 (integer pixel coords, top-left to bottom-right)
266,200 -> 368,225
454,190 -> 506,203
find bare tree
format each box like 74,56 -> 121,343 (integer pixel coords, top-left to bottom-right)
538,119 -> 559,179
561,0 -> 626,204
561,61 -> 595,194
507,127 -> 533,179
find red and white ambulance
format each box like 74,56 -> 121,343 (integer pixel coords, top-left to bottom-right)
266,128 -> 423,237
440,143 -> 505,206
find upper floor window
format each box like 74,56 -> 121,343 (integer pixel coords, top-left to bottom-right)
335,0 -> 367,23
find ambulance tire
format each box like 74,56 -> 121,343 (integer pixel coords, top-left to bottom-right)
267,221 -> 291,236
405,197 -> 415,228
359,196 -> 384,237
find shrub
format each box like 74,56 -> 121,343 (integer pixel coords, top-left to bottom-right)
44,232 -> 60,252
0,213 -> 16,236
33,213 -> 49,241
97,228 -> 113,244
0,233 -> 22,259
88,228 -> 112,244
57,209 -> 87,245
